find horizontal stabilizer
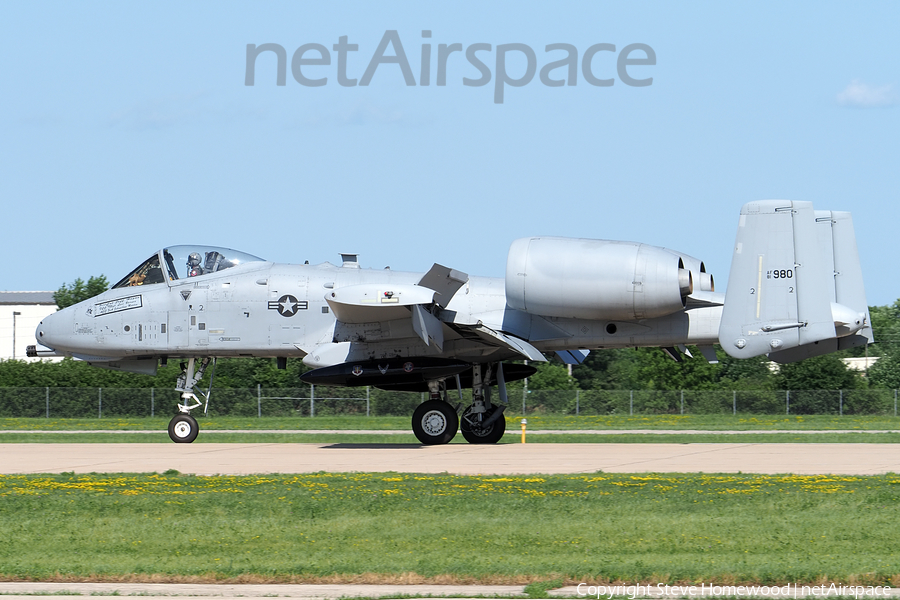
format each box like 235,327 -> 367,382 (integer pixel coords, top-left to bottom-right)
684,290 -> 724,308
768,332 -> 870,364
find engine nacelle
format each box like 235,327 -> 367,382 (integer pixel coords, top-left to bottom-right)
505,237 -> 695,321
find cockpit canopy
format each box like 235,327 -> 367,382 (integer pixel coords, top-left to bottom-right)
113,245 -> 265,289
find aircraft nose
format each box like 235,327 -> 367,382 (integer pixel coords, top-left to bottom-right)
35,309 -> 70,351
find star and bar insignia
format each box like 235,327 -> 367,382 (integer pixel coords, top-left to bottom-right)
268,294 -> 308,317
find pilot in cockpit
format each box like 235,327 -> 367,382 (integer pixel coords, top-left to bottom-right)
187,252 -> 203,277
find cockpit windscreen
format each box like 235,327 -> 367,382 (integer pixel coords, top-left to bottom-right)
112,246 -> 265,288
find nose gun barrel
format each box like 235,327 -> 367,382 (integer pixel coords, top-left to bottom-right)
26,344 -> 62,358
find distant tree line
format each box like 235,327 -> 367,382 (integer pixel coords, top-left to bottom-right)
53,275 -> 109,309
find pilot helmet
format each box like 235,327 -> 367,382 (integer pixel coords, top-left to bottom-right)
187,252 -> 202,267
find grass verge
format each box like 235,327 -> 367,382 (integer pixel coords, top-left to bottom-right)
1,472 -> 899,584
2,414 -> 900,432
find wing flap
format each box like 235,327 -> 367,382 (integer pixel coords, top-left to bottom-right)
417,264 -> 468,308
453,323 -> 548,361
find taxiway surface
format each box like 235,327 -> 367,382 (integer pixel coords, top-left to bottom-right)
2,442 -> 899,475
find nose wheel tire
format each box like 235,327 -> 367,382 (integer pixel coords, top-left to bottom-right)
168,414 -> 199,443
412,399 -> 459,445
460,405 -> 506,444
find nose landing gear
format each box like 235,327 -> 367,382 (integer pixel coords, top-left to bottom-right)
168,413 -> 199,443
167,357 -> 215,443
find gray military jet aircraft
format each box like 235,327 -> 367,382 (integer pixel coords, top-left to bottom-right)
30,200 -> 872,444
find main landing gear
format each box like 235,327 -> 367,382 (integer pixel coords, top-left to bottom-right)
411,363 -> 508,446
168,357 -> 215,443
412,398 -> 459,445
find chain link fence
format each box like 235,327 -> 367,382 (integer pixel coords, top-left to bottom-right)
522,388 -> 899,416
0,386 -> 425,418
0,386 -> 898,418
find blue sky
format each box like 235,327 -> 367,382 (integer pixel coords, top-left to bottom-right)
2,2 -> 898,306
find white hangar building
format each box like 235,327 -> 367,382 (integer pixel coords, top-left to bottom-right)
0,292 -> 57,361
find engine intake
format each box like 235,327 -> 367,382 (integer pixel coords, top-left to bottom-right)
506,237 -> 697,321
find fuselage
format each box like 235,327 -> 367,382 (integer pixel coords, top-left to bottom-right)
35,246 -> 723,367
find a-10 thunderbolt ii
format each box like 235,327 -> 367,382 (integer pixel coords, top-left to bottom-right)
30,200 -> 872,444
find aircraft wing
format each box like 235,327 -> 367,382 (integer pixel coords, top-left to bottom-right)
326,283 -> 437,323
324,264 -> 469,351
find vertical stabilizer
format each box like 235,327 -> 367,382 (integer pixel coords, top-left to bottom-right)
766,210 -> 872,362
719,200 -> 869,362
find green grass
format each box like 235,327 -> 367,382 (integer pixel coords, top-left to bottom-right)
1,472 -> 899,584
513,414 -> 900,431
0,415 -> 899,443
524,578 -> 565,597
2,414 -> 900,432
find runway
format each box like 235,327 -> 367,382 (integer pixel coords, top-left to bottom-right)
2,442 -> 900,475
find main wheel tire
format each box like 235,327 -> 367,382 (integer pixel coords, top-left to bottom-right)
460,405 -> 506,444
411,399 -> 459,445
168,414 -> 199,443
